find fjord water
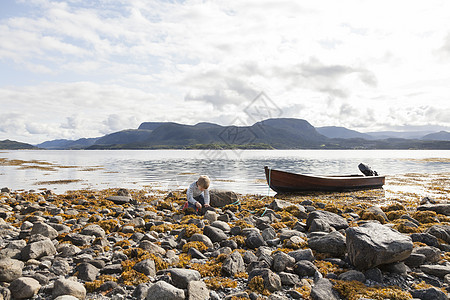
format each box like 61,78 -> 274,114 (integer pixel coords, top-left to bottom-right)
1,150 -> 449,195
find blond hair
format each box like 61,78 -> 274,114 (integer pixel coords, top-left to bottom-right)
197,175 -> 210,189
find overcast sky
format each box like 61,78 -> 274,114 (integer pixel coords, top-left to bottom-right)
1,0 -> 450,144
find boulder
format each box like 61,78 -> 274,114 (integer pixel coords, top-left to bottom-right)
75,263 -> 99,282
246,232 -> 266,249
411,287 -> 448,300
209,189 -> 238,207
421,264 -> 450,278
146,281 -> 185,300
8,277 -> 40,299
134,259 -> 156,277
222,251 -> 245,276
293,260 -> 318,277
306,211 -> 348,231
417,204 -> 450,216
52,278 -> 86,300
0,258 -> 23,282
288,249 -> 315,262
30,222 -> 59,240
21,238 -> 57,260
187,280 -> 209,300
203,226 -> 227,243
310,278 -> 340,300
80,225 -> 106,238
425,225 -> 450,244
346,222 -> 413,270
272,251 -> 296,272
169,268 -> 201,289
308,231 -> 346,257
106,195 -> 131,204
248,268 -> 281,292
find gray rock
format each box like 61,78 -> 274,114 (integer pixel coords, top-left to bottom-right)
279,272 -> 301,286
413,246 -> 441,263
310,278 -> 340,300
209,189 -> 238,207
411,287 -> 448,300
169,268 -> 201,289
50,258 -> 72,276
308,219 -> 333,233
222,251 -> 245,276
139,240 -> 166,255
279,229 -> 307,241
421,264 -> 450,277
404,253 -> 426,268
203,226 -> 227,243
294,260 -> 318,277
57,244 -> 82,257
272,251 -> 296,272
80,224 -> 106,238
21,238 -> 57,260
132,283 -> 151,300
338,270 -> 365,282
187,280 -> 209,300
64,233 -> 93,246
54,296 -> 80,300
308,231 -> 346,257
0,286 -> 11,300
75,263 -> 99,282
146,281 -> 185,300
134,259 -> 156,277
106,195 -> 131,204
52,278 -> 86,300
364,268 -> 383,283
223,292 -> 249,300
190,234 -> 214,249
417,204 -> 450,216
261,227 -> 277,241
203,210 -> 218,223
425,225 -> 450,244
8,277 -> 40,299
245,232 -> 266,249
306,210 -> 348,231
288,249 -> 315,262
30,222 -> 59,240
248,268 -> 281,292
101,263 -> 123,275
346,222 -> 413,270
0,258 -> 23,282
411,233 -> 440,247
269,200 -> 307,217
210,220 -> 230,232
363,206 -> 388,222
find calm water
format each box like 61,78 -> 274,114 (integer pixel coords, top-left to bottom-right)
1,150 -> 449,195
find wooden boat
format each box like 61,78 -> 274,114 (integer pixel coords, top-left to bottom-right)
265,166 -> 385,193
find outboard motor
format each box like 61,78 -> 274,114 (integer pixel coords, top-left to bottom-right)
358,163 -> 378,176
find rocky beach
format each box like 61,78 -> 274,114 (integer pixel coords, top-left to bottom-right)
0,176 -> 449,300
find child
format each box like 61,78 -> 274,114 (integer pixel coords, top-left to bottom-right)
184,175 -> 211,213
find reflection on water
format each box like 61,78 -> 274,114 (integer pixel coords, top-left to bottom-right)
0,150 -> 449,199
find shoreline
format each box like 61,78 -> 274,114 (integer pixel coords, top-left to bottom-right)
1,185 -> 450,299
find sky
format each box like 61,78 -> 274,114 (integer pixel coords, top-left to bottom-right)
1,0 -> 450,144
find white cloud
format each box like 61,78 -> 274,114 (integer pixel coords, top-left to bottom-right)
0,0 -> 450,144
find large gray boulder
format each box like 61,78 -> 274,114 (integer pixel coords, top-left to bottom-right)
222,251 -> 245,276
169,268 -> 201,289
310,278 -> 340,300
21,238 -> 57,260
425,225 -> 450,244
209,189 -> 238,207
346,222 -> 413,270
52,278 -> 86,299
30,222 -> 59,240
8,277 -> 41,299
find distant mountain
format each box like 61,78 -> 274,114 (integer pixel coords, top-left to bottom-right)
317,126 -> 372,139
35,118 -> 450,150
0,140 -> 36,150
421,131 -> 450,141
365,130 -> 435,140
37,138 -> 99,149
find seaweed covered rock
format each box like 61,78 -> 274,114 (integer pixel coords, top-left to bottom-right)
346,222 -> 413,270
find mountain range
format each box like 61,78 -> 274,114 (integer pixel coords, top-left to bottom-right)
1,118 -> 449,150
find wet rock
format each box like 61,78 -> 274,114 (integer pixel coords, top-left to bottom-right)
346,222 -> 413,270
308,231 -> 346,257
187,280 -> 209,300
306,210 -> 348,231
169,268 -> 201,289
146,280 -> 185,300
0,258 -> 23,282
106,195 -> 131,205
8,277 -> 40,299
52,278 -> 87,300
222,251 -> 245,276
310,278 -> 340,300
209,189 -> 238,208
